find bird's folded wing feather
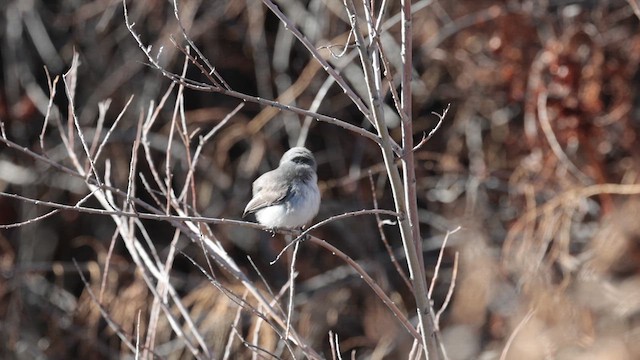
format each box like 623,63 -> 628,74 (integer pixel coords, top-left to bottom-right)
243,170 -> 291,216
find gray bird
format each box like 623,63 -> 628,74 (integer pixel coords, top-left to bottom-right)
243,147 -> 320,229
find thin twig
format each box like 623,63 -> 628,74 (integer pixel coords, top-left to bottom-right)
286,241 -> 300,339
309,235 -> 421,341
270,209 -> 401,264
499,308 -> 537,360
0,190 -> 273,230
413,104 -> 450,151
368,171 -> 412,291
141,83 -> 177,195
435,251 -> 459,326
99,229 -> 119,303
0,188 -> 96,229
231,324 -> 283,360
39,69 -> 59,151
89,99 -> 111,158
251,303 -> 264,360
428,226 -> 461,297
249,261 -> 274,298
182,252 -> 300,358
62,53 -> 103,186
180,102 -> 244,201
123,0 -> 381,146
144,229 -> 182,357
135,310 -> 141,360
320,29 -> 353,59
125,107 -> 143,214
93,95 -> 134,164
261,0 -> 372,120
329,331 -> 338,360
329,331 -> 343,360
172,0 -> 230,89
164,50 -> 190,214
72,259 -> 146,356
223,290 -> 247,360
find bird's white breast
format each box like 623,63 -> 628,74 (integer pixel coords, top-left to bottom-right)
255,174 -> 320,229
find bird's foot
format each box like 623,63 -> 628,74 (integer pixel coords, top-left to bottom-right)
295,227 -> 310,241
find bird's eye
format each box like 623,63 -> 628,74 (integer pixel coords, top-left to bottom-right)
292,156 -> 314,166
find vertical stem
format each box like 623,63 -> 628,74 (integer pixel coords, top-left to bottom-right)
400,0 -> 424,271
343,1 -> 440,358
400,0 -> 440,359
400,2 -> 441,358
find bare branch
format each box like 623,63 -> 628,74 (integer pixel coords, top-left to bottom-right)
261,0 -> 372,120
368,171 -> 412,291
123,0 -> 381,146
309,235 -> 421,341
270,208 -> 401,264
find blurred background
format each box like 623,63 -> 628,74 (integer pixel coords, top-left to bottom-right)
1,0 -> 640,359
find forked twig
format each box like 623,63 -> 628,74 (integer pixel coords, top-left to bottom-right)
429,226 -> 461,297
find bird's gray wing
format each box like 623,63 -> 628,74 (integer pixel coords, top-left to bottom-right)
243,170 -> 291,216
